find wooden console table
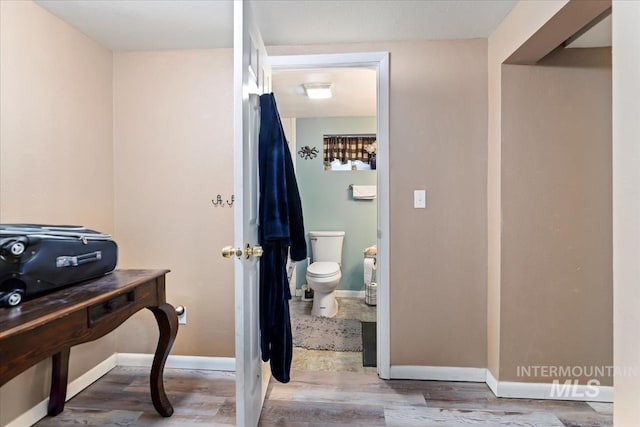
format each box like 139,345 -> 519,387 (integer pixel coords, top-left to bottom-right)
0,269 -> 178,418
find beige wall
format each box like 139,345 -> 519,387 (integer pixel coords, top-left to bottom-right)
612,0 -> 640,423
0,1 -> 114,424
487,0 -> 569,379
501,47 -> 612,384
112,50 -> 235,356
487,0 -> 613,384
270,39 -> 488,368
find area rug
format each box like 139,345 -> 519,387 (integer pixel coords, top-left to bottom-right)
292,315 -> 363,352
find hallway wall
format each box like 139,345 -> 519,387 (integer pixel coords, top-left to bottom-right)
501,47 -> 612,384
0,1 -> 114,424
112,49 -> 236,357
612,0 -> 640,423
270,39 -> 488,368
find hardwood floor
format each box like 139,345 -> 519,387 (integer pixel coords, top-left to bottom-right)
31,298 -> 612,426
32,367 -> 612,426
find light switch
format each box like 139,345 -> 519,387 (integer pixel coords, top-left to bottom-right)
414,190 -> 426,208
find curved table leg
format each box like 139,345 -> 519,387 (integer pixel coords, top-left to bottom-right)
147,303 -> 178,417
48,348 -> 71,416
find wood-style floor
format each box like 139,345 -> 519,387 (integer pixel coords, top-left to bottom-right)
33,366 -> 612,426
32,297 -> 612,426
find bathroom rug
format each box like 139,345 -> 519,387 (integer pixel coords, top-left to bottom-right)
292,315 -> 362,352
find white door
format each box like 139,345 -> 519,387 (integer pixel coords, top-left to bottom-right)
232,1 -> 271,426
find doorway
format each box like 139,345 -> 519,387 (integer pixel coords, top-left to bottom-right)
269,52 -> 390,379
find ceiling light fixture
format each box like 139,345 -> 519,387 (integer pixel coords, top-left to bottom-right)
303,83 -> 334,99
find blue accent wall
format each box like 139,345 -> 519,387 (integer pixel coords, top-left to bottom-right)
295,117 -> 377,292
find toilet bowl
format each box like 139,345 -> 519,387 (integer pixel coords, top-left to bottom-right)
306,261 -> 341,317
305,231 -> 345,318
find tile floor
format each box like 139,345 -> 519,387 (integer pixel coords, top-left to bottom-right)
289,296 -> 377,373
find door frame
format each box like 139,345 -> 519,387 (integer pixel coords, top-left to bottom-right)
269,52 -> 391,378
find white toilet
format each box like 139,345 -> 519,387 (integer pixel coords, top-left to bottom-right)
306,231 -> 345,318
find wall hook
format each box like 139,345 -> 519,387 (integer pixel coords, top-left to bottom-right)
212,195 -> 224,207
227,195 -> 234,207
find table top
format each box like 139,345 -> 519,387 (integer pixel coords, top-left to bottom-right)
0,269 -> 170,339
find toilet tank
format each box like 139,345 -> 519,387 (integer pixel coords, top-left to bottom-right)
309,231 -> 345,264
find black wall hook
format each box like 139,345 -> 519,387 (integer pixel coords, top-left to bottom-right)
212,194 -> 234,207
212,195 -> 224,207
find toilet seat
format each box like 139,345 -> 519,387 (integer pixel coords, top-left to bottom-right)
306,262 -> 340,278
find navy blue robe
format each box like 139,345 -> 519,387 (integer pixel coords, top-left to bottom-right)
258,93 -> 306,383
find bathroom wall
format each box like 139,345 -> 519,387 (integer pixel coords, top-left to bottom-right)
0,1 -> 114,424
500,47 -> 612,384
295,117 -> 377,292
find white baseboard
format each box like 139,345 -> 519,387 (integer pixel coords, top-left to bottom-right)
485,369 -> 612,402
5,354 -> 117,427
392,366 -> 612,402
390,365 -> 487,382
116,353 -> 236,372
294,289 -> 365,298
494,379 -> 613,402
335,290 -> 365,298
486,369 -> 499,395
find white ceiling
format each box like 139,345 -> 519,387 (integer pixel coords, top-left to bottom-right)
34,0 -> 517,51
33,0 -> 517,118
566,14 -> 612,48
32,0 -> 609,118
272,68 -> 376,118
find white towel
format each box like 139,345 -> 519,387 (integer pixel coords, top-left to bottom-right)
352,185 -> 377,199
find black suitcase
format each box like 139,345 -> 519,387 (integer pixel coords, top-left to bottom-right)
0,224 -> 118,307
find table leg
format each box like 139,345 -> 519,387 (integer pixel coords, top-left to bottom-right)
147,303 -> 178,417
48,348 -> 71,416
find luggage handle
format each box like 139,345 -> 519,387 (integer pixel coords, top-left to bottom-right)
56,251 -> 102,268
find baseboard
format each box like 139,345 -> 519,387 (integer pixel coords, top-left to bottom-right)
5,354 -> 117,427
116,353 -> 236,372
494,379 -> 613,402
485,369 -> 612,402
389,365 -> 487,382
486,368 -> 499,395
335,290 -> 365,298
293,289 -> 365,298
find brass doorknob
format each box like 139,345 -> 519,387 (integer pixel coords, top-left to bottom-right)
245,244 -> 264,259
222,246 -> 243,258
